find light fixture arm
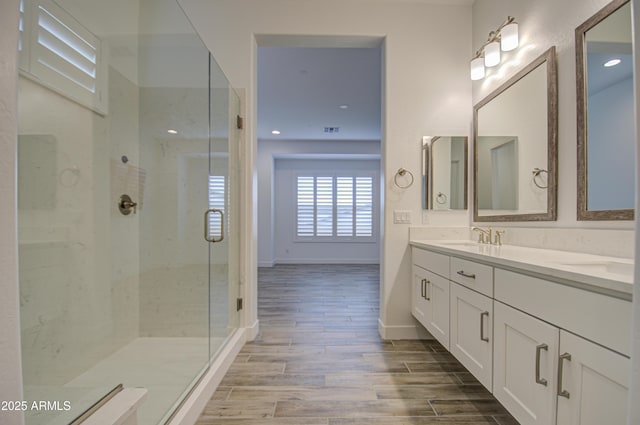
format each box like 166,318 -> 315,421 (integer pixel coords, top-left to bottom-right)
473,16 -> 517,58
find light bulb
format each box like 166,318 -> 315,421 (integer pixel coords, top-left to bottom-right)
470,57 -> 485,80
604,59 -> 621,67
501,22 -> 519,51
484,41 -> 501,67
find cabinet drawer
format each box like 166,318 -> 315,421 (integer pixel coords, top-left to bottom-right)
450,257 -> 493,297
494,268 -> 632,357
412,247 -> 449,278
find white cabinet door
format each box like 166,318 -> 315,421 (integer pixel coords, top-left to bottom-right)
493,301 -> 559,425
411,265 -> 429,326
424,270 -> 450,349
556,330 -> 629,425
449,282 -> 493,390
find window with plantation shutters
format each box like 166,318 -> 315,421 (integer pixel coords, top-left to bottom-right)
296,175 -> 374,240
19,0 -> 107,114
208,175 -> 226,237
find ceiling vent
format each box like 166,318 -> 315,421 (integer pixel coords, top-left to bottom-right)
324,127 -> 340,134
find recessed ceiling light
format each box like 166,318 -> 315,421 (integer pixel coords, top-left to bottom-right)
339,104 -> 349,109
271,130 -> 281,135
604,58 -> 621,67
167,129 -> 178,134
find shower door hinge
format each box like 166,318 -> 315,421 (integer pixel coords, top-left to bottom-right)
236,115 -> 244,130
236,298 -> 243,311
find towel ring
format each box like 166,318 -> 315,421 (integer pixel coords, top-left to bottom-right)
394,168 -> 414,189
532,168 -> 548,189
436,192 -> 448,204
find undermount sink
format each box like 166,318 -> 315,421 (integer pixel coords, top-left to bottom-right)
557,261 -> 634,277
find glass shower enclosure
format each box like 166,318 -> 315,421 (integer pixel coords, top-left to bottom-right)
16,0 -> 241,423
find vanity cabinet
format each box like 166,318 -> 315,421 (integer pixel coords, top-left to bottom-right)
494,300 -> 630,425
449,282 -> 493,390
411,264 -> 450,349
410,242 -> 632,425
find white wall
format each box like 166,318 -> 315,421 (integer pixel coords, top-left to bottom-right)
179,0 -> 472,339
258,139 -> 381,266
0,0 -> 24,423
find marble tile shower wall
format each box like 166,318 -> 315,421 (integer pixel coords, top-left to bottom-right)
18,67 -> 141,385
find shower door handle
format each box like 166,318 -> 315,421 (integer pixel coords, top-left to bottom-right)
204,209 -> 224,243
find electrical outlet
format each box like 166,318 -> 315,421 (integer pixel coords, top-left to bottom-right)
393,210 -> 412,224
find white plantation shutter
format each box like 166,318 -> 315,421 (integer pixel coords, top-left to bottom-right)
355,177 -> 373,237
315,177 -> 333,236
336,177 -> 354,236
296,175 -> 374,240
296,177 -> 315,237
20,0 -> 107,114
208,175 -> 225,237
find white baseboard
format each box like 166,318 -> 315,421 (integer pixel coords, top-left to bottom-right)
168,328 -> 246,425
377,318 -> 433,340
258,260 -> 275,267
245,319 -> 259,341
274,258 -> 380,265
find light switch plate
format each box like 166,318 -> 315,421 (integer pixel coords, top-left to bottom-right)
393,210 -> 412,224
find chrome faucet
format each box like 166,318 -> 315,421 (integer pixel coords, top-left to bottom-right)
472,227 -> 505,246
472,226 -> 492,244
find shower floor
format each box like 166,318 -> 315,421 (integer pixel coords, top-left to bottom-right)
25,337 -> 226,425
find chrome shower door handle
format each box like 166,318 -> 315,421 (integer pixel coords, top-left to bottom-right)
204,208 -> 224,243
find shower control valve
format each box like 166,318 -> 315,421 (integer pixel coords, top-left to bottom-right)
118,194 -> 138,215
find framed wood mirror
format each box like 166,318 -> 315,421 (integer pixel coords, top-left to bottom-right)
473,47 -> 558,222
576,0 -> 634,220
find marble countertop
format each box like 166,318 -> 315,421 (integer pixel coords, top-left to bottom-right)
410,239 -> 634,299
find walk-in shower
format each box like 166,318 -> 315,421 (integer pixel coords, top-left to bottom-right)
17,0 -> 241,423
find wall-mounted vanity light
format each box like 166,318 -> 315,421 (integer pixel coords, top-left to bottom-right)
470,16 -> 519,80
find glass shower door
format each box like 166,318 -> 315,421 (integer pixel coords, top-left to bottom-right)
207,55 -> 241,358
16,0 -> 240,424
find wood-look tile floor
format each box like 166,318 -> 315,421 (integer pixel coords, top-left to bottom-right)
196,264 -> 520,425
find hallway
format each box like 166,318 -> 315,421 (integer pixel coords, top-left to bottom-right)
196,264 -> 519,424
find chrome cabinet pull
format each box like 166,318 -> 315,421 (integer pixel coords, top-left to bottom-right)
204,208 -> 224,243
421,278 -> 427,299
557,352 -> 571,398
480,311 -> 489,342
425,280 -> 431,301
535,343 -> 549,386
457,270 -> 476,279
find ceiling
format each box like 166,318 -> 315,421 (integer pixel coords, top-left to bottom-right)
257,47 -> 382,141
